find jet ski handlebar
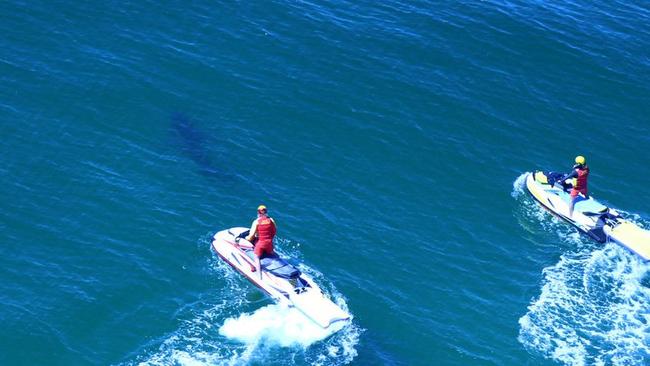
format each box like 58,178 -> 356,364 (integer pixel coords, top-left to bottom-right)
234,236 -> 254,249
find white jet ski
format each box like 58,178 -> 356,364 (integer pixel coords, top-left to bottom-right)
212,227 -> 351,329
526,171 -> 650,260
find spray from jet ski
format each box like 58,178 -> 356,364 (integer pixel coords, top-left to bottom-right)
129,234 -> 360,366
513,175 -> 650,365
212,228 -> 351,330
219,303 -> 347,347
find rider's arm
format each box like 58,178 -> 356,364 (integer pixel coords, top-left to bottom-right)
246,219 -> 258,242
562,169 -> 578,182
564,170 -> 578,180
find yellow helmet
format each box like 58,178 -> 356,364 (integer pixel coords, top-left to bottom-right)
257,205 -> 267,213
575,156 -> 586,165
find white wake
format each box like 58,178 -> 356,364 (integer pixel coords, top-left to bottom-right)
513,174 -> 650,365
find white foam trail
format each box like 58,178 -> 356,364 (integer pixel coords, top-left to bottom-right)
519,243 -> 650,366
513,175 -> 650,365
129,235 -> 360,366
219,304 -> 345,347
143,348 -> 226,366
217,261 -> 361,365
511,172 -> 530,198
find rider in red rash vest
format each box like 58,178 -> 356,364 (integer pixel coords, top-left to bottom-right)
245,205 -> 277,279
565,155 -> 589,217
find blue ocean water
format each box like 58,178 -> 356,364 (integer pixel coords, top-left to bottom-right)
1,1 -> 649,365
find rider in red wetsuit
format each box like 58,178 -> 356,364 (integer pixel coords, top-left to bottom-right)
565,156 -> 589,217
246,205 -> 277,279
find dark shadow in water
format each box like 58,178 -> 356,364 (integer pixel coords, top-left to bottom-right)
170,112 -> 233,182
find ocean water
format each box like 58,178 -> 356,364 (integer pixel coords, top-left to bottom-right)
1,1 -> 649,365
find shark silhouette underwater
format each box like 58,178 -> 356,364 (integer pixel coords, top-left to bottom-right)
170,113 -> 235,182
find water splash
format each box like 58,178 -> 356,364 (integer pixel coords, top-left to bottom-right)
511,172 -> 530,198
518,244 -> 650,366
513,174 -> 650,365
219,304 -> 347,347
128,236 -> 360,366
217,245 -> 361,365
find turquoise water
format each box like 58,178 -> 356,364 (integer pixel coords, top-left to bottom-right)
2,1 -> 649,365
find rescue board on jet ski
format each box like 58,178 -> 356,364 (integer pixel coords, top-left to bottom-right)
211,227 -> 351,329
525,171 -> 650,261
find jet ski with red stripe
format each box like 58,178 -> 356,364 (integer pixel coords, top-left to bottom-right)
212,227 -> 351,329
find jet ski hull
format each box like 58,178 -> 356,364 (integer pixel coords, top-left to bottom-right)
212,227 -> 351,328
525,172 -> 650,260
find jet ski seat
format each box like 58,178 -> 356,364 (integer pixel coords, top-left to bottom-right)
559,194 -> 608,213
260,254 -> 301,279
232,229 -> 300,279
